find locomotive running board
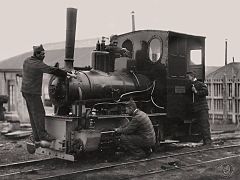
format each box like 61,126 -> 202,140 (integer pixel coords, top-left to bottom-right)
35,147 -> 75,161
27,142 -> 75,161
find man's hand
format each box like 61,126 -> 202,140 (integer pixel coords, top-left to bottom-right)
114,128 -> 120,133
67,72 -> 77,79
120,48 -> 131,57
54,62 -> 59,68
192,85 -> 197,94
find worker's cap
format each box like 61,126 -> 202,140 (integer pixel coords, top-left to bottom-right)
110,34 -> 118,42
126,97 -> 137,109
33,44 -> 45,53
186,71 -> 196,77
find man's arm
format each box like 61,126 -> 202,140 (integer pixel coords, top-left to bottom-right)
38,61 -> 67,77
116,117 -> 140,134
195,82 -> 208,97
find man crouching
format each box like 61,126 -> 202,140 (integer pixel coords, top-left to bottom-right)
114,98 -> 156,160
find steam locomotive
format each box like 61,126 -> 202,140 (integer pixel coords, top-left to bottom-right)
27,8 -> 206,161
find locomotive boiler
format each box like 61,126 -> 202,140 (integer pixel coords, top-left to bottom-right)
27,8 -> 206,161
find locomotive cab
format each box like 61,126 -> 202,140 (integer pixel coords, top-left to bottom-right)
167,31 -> 205,120
106,30 -> 205,119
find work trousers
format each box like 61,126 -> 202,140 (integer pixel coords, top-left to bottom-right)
120,134 -> 152,157
0,104 -> 4,121
194,110 -> 211,143
22,92 -> 46,141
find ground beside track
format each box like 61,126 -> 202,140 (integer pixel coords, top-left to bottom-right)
0,122 -> 240,180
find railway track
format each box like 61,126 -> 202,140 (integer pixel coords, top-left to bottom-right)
0,129 -> 240,180
38,144 -> 240,180
1,143 -> 239,180
125,154 -> 240,180
0,158 -> 52,170
0,158 -> 62,180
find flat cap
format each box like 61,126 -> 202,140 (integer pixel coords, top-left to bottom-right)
33,44 -> 45,53
186,71 -> 196,76
110,34 -> 118,42
126,97 -> 137,109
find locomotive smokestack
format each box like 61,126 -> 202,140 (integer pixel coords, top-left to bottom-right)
64,8 -> 77,71
131,11 -> 135,32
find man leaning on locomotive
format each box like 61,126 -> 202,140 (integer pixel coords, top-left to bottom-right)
21,44 -> 76,144
114,97 -> 156,160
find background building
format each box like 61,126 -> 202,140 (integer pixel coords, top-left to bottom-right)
206,62 -> 240,124
0,39 -> 96,123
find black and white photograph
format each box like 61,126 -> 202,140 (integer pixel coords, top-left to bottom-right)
0,0 -> 240,179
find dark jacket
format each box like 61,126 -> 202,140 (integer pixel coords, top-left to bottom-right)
118,109 -> 156,146
21,56 -> 67,95
192,80 -> 209,112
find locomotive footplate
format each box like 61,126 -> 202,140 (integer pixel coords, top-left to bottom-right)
26,141 -> 75,161
35,146 -> 75,161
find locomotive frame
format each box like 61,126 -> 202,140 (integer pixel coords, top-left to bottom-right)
27,8 -> 206,161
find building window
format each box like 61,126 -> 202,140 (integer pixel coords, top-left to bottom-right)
214,99 -> 223,111
228,99 -> 232,112
214,83 -> 222,97
236,100 -> 240,113
7,80 -> 16,111
227,83 -> 232,97
207,83 -> 211,95
207,99 -> 211,109
235,83 -> 240,97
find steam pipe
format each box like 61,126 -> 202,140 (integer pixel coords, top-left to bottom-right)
64,8 -> 77,71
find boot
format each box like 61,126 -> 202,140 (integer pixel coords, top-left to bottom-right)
142,147 -> 153,158
40,131 -> 56,142
203,138 -> 212,146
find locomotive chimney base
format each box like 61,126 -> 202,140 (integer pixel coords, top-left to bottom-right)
64,58 -> 74,71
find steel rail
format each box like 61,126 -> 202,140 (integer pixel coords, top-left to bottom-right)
0,157 -> 56,179
121,154 -> 240,179
0,157 -> 53,170
37,144 -> 240,179
0,168 -> 42,177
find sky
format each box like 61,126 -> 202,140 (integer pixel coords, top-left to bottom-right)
0,0 -> 239,66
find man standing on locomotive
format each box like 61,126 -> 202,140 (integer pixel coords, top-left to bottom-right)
114,98 -> 156,160
21,44 -> 70,143
186,71 -> 212,146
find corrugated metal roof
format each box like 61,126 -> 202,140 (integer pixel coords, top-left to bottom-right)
0,47 -> 95,70
206,62 -> 240,79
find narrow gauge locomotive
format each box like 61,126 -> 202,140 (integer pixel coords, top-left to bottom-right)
28,8 -> 206,161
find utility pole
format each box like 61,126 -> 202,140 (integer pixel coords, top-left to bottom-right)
131,11 -> 135,32
222,39 -> 228,124
225,39 -> 228,66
